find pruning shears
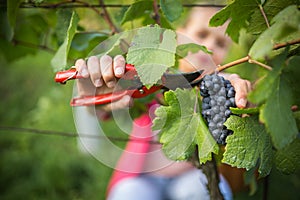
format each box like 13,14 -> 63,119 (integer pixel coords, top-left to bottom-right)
55,64 -> 204,106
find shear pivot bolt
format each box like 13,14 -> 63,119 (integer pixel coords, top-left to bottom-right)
139,89 -> 145,94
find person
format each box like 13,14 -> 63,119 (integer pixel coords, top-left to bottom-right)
73,7 -> 251,200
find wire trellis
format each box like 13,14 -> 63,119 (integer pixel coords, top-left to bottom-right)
0,126 -> 161,144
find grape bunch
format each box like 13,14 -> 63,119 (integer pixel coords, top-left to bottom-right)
200,74 -> 236,145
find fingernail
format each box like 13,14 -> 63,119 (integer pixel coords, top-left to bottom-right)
95,79 -> 102,87
238,98 -> 247,107
107,81 -> 115,88
115,68 -> 124,76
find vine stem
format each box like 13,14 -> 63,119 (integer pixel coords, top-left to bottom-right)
192,148 -> 224,200
216,55 -> 273,72
152,0 -> 161,25
273,38 -> 300,50
99,0 -> 119,34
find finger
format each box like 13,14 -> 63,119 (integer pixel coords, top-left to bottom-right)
100,95 -> 133,112
113,55 -> 126,78
234,80 -> 250,108
75,59 -> 89,78
87,56 -> 102,87
100,55 -> 116,88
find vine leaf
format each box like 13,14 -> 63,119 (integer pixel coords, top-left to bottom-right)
249,52 -> 298,149
69,32 -> 108,59
160,0 -> 183,22
224,115 -> 273,177
209,0 -> 257,42
121,0 -> 153,25
275,139 -> 300,174
176,43 -> 211,58
247,0 -> 297,35
283,56 -> 300,106
249,5 -> 300,60
230,107 -> 259,115
126,25 -> 176,85
152,89 -> 219,163
51,11 -> 79,72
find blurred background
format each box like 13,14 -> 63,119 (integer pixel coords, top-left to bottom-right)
0,0 -> 299,199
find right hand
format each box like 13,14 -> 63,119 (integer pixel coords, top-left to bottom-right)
74,55 -> 133,111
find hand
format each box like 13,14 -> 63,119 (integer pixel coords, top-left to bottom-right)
74,55 -> 133,111
221,73 -> 252,108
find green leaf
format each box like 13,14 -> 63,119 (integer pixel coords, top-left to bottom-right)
275,139 -> 300,174
260,77 -> 298,150
121,0 -> 153,25
249,5 -> 300,60
5,0 -> 22,41
209,0 -> 258,42
51,11 -> 79,71
224,115 -> 273,177
283,56 -> 300,106
176,43 -> 211,58
160,0 -> 183,22
7,0 -> 22,28
152,89 -> 218,163
249,52 -> 298,149
0,8 -> 13,41
247,0 -> 298,35
69,32 -> 108,58
126,25 -> 177,85
247,56 -> 284,105
230,107 -> 259,115
55,9 -> 74,45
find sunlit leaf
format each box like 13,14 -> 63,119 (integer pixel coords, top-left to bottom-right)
126,25 -> 176,85
152,89 -> 218,163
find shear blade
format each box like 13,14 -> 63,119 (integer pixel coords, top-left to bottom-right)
162,70 -> 204,90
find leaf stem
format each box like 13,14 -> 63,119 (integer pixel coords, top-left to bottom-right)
258,4 -> 270,28
248,57 -> 272,71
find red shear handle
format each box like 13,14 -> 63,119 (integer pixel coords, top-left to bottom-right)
71,85 -> 162,106
55,64 -> 135,84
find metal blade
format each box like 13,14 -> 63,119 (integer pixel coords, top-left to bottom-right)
162,70 -> 204,90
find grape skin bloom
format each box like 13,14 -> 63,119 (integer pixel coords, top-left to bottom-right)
200,74 -> 236,145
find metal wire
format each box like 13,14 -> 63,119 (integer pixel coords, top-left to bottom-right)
0,126 -> 161,144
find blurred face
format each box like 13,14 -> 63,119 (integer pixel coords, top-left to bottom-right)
177,8 -> 231,73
